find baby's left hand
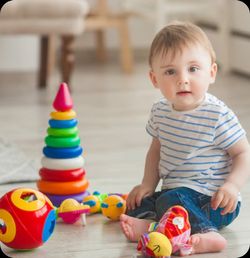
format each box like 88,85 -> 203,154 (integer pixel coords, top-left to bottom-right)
211,181 -> 239,215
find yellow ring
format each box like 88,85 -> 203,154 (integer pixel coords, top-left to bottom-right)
37,178 -> 89,195
11,188 -> 46,211
0,209 -> 16,243
50,110 -> 76,120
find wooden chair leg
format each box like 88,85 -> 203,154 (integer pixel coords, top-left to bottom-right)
38,36 -> 49,88
118,17 -> 134,73
61,35 -> 75,89
38,36 -> 55,88
96,29 -> 107,61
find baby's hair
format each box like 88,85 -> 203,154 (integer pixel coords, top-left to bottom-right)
148,21 -> 216,67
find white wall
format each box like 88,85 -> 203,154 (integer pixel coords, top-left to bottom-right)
0,35 -> 39,72
231,0 -> 250,34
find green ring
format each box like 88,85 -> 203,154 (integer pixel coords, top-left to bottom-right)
45,135 -> 80,148
47,127 -> 78,137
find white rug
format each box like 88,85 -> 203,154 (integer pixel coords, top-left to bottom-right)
0,139 -> 39,185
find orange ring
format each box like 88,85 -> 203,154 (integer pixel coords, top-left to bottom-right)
37,178 -> 89,195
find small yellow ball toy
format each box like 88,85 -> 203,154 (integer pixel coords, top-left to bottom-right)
83,191 -> 108,214
101,195 -> 126,221
57,198 -> 90,225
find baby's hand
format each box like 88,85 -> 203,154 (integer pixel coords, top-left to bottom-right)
211,181 -> 239,215
126,184 -> 154,210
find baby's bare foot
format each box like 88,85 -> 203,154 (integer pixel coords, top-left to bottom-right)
189,231 -> 227,254
119,214 -> 151,242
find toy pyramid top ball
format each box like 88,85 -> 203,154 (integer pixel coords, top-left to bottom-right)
53,82 -> 73,112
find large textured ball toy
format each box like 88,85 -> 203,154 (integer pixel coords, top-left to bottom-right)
0,188 -> 56,250
101,195 -> 126,221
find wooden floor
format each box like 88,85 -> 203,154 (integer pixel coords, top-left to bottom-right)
0,51 -> 250,257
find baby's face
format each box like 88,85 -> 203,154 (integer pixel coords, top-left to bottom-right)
149,44 -> 217,111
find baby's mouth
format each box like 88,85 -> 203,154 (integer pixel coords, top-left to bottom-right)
177,91 -> 192,96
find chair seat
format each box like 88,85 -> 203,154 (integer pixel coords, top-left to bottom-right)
0,0 -> 88,18
0,0 -> 89,35
0,19 -> 85,35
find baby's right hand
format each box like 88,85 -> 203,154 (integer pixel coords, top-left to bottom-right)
126,184 -> 154,210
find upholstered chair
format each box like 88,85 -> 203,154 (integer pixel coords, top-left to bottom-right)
0,0 -> 89,88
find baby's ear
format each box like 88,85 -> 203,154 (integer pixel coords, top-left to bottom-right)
210,63 -> 217,84
149,70 -> 158,88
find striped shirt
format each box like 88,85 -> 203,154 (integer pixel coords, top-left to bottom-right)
146,93 -> 246,197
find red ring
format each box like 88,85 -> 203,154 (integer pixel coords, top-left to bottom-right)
39,167 -> 85,182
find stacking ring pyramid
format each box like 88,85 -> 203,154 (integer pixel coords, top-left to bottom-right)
37,83 -> 89,207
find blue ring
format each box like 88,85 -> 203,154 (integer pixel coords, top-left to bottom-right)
43,146 -> 83,159
49,119 -> 78,129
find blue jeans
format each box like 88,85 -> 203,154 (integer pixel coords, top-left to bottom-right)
126,187 -> 241,234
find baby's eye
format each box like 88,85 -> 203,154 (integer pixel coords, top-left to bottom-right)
189,66 -> 199,72
165,69 -> 175,75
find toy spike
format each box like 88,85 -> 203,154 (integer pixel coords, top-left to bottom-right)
53,82 -> 73,112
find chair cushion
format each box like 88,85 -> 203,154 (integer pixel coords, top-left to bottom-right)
0,0 -> 89,35
0,0 -> 89,18
0,19 -> 86,35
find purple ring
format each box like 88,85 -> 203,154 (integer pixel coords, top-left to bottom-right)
44,191 -> 90,207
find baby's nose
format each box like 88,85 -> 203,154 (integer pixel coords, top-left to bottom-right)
177,73 -> 189,88
177,79 -> 189,89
